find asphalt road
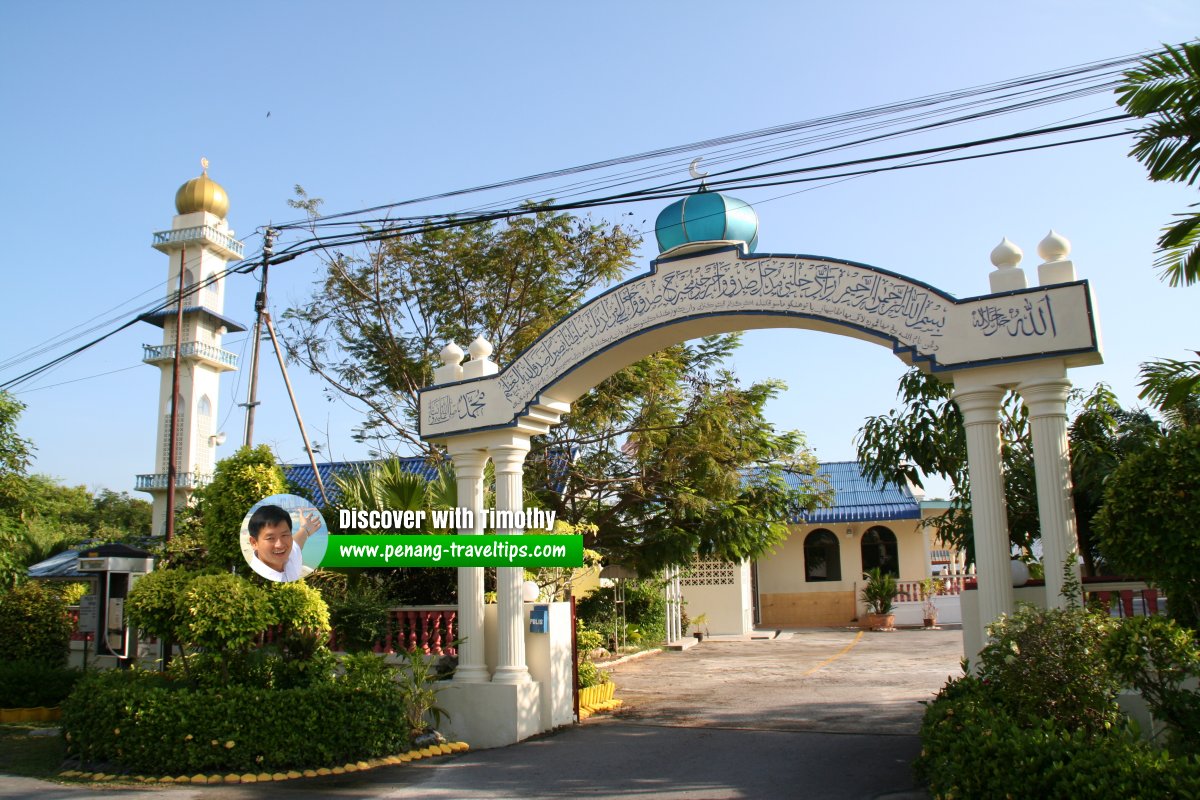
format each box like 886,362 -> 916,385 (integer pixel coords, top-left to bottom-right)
0,627 -> 964,799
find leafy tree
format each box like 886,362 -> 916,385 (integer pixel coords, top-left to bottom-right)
856,371 -> 1158,573
1093,424 -> 1200,627
1119,44 -> 1200,423
1068,385 -> 1165,572
0,391 -> 33,509
0,581 -> 75,665
195,445 -> 286,570
854,369 -> 1037,563
282,193 -> 639,453
1116,42 -> 1200,287
535,337 -> 830,573
283,194 -> 822,575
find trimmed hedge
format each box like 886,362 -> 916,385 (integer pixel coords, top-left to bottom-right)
915,676 -> 1200,799
0,660 -> 81,708
0,581 -> 75,666
62,669 -> 410,774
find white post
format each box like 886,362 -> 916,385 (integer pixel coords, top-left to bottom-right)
954,387 -> 1015,628
1020,377 -> 1080,607
449,446 -> 490,683
490,441 -> 532,684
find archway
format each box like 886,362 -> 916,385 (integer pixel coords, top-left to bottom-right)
419,226 -> 1100,745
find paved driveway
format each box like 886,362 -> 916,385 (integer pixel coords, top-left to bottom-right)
0,628 -> 964,799
607,627 -> 963,735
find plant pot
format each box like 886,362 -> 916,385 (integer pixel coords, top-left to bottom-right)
923,617 -> 937,628
693,632 -> 704,642
861,613 -> 895,631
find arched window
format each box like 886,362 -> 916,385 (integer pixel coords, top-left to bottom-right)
804,529 -> 841,582
861,526 -> 899,577
197,395 -> 212,418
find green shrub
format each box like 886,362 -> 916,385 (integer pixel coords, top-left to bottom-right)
125,568 -> 202,642
915,675 -> 1200,798
326,584 -> 390,653
196,446 -> 286,571
1103,615 -> 1200,755
0,660 -> 81,707
62,668 -> 409,774
577,580 -> 666,646
977,604 -> 1120,734
0,581 -> 75,665
180,573 -> 276,654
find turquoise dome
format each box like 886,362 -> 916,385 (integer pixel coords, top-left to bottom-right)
655,190 -> 759,254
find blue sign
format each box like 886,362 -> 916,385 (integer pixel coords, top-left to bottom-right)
529,604 -> 549,634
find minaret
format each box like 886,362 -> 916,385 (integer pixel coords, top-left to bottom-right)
136,160 -> 245,536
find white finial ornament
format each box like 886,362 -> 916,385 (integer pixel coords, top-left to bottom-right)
688,157 -> 709,180
989,237 -> 1028,292
1037,230 -> 1076,286
1037,230 -> 1070,262
440,342 -> 465,367
468,336 -> 494,361
989,238 -> 1023,269
462,336 -> 498,379
432,342 -> 465,385
200,156 -> 209,175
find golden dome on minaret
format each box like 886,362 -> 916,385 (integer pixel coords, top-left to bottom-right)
174,157 -> 229,218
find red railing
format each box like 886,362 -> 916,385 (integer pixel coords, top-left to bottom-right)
261,605 -> 457,656
895,573 -> 971,603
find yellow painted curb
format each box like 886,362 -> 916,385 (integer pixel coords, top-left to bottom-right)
56,741 -> 472,786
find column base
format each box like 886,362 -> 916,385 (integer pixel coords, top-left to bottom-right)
491,665 -> 532,685
453,664 -> 491,684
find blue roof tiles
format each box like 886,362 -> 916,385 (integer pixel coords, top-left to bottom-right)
785,460 -> 920,525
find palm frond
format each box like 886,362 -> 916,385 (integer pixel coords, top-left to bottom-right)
1138,354 -> 1200,414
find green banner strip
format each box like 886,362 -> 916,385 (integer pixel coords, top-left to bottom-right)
320,535 -> 584,568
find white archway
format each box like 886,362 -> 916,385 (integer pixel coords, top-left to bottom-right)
420,237 -> 1099,744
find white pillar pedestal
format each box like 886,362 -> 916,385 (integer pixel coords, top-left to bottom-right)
449,446 -> 490,684
490,441 -> 532,685
954,386 -> 1014,629
1020,376 -> 1080,608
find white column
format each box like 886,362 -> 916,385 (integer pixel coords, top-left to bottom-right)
449,446 -> 489,683
1020,377 -> 1080,608
490,441 -> 531,684
954,387 -> 1014,627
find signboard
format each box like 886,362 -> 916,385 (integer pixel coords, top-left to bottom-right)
529,604 -> 549,634
77,595 -> 98,633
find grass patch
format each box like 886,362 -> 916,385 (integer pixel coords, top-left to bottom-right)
0,724 -> 65,778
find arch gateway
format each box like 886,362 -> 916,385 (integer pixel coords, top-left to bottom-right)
418,198 -> 1100,747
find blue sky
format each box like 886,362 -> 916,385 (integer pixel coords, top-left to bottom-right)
1,2 -> 1197,502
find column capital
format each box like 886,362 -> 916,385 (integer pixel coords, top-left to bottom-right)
952,387 -> 1006,426
446,446 -> 488,478
489,442 -> 529,473
1018,378 -> 1072,419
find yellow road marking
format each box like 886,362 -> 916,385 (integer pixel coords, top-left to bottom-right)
799,630 -> 864,676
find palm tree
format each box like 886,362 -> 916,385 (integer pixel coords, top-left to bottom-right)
1116,42 -> 1200,287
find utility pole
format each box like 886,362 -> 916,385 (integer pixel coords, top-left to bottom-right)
165,244 -> 187,542
242,228 -> 275,446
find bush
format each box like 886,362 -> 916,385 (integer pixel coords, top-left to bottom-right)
915,675 -> 1200,798
62,668 -> 410,775
196,446 -> 286,570
180,573 -> 276,654
0,581 -> 75,666
977,604 -> 1120,734
577,580 -> 666,647
1103,615 -> 1200,755
0,659 -> 81,707
326,584 -> 391,653
1094,425 -> 1200,627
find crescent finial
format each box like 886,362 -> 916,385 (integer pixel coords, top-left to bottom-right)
688,157 -> 709,180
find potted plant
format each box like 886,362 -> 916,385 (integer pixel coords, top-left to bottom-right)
691,612 -> 709,642
860,568 -> 897,630
921,577 -> 939,628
